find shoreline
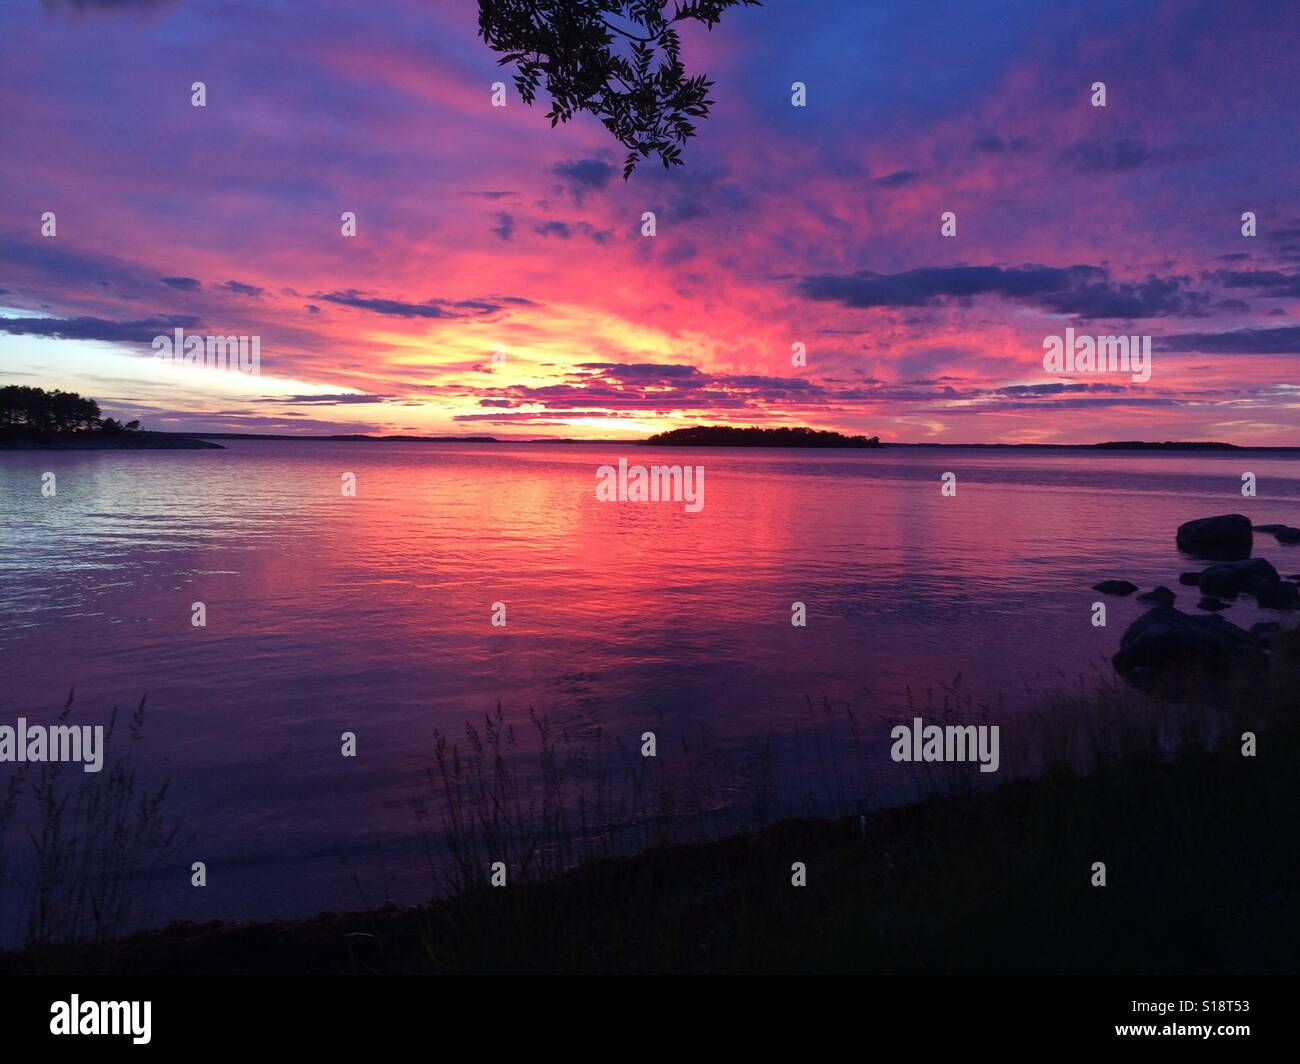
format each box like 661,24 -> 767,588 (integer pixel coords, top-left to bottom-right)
2,714 -> 1293,974
111,434 -> 1300,451
0,432 -> 223,450
7,422 -> 1295,451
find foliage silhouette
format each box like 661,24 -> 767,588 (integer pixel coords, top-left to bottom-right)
645,425 -> 882,448
478,0 -> 761,177
0,386 -> 104,435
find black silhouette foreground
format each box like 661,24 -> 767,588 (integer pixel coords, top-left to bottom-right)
3,648 -> 1294,974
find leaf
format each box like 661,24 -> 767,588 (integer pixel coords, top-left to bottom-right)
477,0 -> 762,174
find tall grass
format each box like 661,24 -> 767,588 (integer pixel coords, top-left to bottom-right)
416,701 -> 815,895
0,691 -> 176,948
411,628 -> 1299,906
3,628 -> 1294,969
391,630 -> 1298,974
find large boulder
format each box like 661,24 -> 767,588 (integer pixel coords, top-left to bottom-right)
1256,580 -> 1300,609
1112,606 -> 1268,694
1249,621 -> 1283,645
1175,514 -> 1253,561
1197,558 -> 1279,598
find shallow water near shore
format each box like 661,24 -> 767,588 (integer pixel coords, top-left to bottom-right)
1,441 -> 1298,937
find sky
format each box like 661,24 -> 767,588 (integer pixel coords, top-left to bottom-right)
1,0 -> 1298,443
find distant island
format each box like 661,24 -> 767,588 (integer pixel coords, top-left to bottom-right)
0,386 -> 221,449
644,426 -> 882,448
1092,441 -> 1240,451
889,440 -> 1282,451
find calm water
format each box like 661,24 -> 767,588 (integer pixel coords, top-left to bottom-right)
1,441 -> 1298,932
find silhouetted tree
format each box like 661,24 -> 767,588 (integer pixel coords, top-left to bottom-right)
0,385 -> 105,436
478,0 -> 761,177
645,425 -> 882,448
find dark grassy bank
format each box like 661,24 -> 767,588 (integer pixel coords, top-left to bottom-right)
4,699 -> 1294,975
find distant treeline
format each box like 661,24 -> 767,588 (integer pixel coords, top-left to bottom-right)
0,386 -> 139,436
645,425 -> 881,448
1093,440 -> 1239,451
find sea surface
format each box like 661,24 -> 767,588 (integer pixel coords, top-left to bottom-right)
1,441 -> 1298,935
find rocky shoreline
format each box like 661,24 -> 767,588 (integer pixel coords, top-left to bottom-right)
1093,513 -> 1298,694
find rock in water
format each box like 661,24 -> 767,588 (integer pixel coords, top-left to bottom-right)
1256,580 -> 1300,609
1136,586 -> 1176,606
1178,571 -> 1204,586
1249,621 -> 1282,645
1112,606 -> 1267,694
1197,596 -> 1230,612
1274,527 -> 1300,544
1175,514 -> 1253,561
1197,558 -> 1279,598
1093,580 -> 1138,595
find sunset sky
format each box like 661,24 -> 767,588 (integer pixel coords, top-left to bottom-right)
2,0 -> 1298,443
